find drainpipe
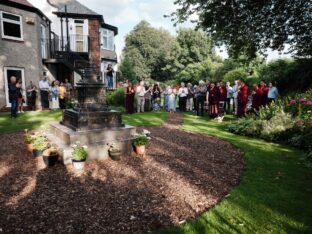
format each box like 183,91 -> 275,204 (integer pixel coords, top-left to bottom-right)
60,17 -> 64,51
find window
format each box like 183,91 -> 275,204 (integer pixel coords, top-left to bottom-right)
102,29 -> 114,51
1,11 -> 23,40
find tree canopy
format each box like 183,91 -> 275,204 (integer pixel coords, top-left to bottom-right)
169,0 -> 312,58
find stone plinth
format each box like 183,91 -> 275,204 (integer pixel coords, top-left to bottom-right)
47,122 -> 136,165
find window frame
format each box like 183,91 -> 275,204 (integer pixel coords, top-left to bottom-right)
1,11 -> 24,41
4,67 -> 26,107
102,29 -> 114,51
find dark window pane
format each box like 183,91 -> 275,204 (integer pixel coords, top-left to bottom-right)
2,13 -> 20,21
3,21 -> 21,38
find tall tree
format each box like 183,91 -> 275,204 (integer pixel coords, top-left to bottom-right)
119,20 -> 175,82
169,0 -> 312,58
164,28 -> 213,76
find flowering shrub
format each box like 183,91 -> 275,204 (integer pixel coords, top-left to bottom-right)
285,89 -> 312,121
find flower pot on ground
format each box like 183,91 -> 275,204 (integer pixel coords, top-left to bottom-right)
32,136 -> 49,158
24,133 -> 34,155
71,143 -> 88,170
43,148 -> 59,167
108,143 -> 122,161
133,134 -> 150,156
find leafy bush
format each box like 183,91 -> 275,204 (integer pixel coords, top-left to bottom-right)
223,68 -> 248,84
106,88 -> 125,107
33,136 -> 49,151
72,143 -> 88,161
24,133 -> 34,144
133,134 -> 150,146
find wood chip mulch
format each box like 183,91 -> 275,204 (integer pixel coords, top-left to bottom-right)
0,113 -> 244,234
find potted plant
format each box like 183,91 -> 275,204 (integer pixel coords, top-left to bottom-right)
43,147 -> 59,167
108,143 -> 122,161
32,136 -> 49,157
133,134 -> 150,155
72,143 -> 88,170
24,133 -> 34,155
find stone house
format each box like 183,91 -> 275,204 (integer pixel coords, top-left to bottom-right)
29,0 -> 118,88
0,0 -> 51,109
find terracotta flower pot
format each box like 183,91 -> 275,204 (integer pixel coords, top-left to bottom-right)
26,144 -> 33,155
135,145 -> 146,155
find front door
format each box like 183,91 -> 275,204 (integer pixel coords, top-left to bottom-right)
4,67 -> 25,107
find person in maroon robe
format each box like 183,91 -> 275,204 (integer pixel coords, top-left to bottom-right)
208,83 -> 220,118
237,80 -> 249,118
260,81 -> 269,106
125,83 -> 135,114
219,81 -> 227,114
252,83 -> 263,111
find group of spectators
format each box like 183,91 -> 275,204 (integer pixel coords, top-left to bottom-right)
8,76 -> 73,118
123,79 -> 279,119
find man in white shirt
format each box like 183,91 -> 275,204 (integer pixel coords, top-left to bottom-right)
39,76 -> 50,110
178,82 -> 188,112
136,81 -> 146,113
232,80 -> 240,115
226,81 -> 233,113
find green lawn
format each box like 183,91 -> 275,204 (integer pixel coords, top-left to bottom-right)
123,111 -> 168,126
0,111 -> 168,134
157,113 -> 312,234
0,111 -> 62,134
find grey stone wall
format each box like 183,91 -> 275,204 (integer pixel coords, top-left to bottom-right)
0,4 -> 49,109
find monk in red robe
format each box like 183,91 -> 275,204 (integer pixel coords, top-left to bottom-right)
208,83 -> 220,118
125,83 -> 135,114
260,81 -> 269,106
237,80 -> 249,118
252,84 -> 263,111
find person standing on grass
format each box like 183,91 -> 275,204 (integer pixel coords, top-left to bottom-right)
208,82 -> 220,118
125,82 -> 135,114
232,80 -> 240,115
252,83 -> 263,111
168,85 -> 177,113
26,80 -> 37,111
237,80 -> 249,118
196,80 -> 207,116
50,80 -> 60,110
268,82 -> 279,103
39,76 -> 50,110
8,76 -> 20,118
225,81 -> 233,114
152,83 -> 161,111
178,82 -> 188,112
260,81 -> 269,106
136,81 -> 147,113
186,83 -> 194,111
17,79 -> 25,113
218,81 -> 227,112
59,82 -> 66,109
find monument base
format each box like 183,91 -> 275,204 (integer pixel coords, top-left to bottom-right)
47,122 -> 137,165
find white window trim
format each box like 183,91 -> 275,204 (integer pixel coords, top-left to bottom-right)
0,11 -> 24,41
4,67 -> 26,107
102,29 -> 114,51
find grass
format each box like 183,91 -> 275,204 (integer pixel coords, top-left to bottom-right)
0,111 -> 168,134
157,113 -> 312,234
0,110 -> 62,134
122,111 -> 168,126
1,110 -> 311,233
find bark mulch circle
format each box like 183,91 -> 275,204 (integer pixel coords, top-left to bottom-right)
0,113 -> 244,233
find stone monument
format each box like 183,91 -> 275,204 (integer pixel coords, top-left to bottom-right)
47,68 -> 136,165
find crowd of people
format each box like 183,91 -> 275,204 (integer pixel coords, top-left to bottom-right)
8,76 -> 73,118
123,79 -> 279,119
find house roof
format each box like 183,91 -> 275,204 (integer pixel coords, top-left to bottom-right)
101,49 -> 118,62
55,0 -> 99,16
1,0 -> 51,22
6,0 -> 34,7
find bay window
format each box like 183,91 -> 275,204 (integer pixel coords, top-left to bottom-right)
102,29 -> 114,51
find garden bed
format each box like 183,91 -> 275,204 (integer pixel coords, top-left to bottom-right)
0,114 -> 244,233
